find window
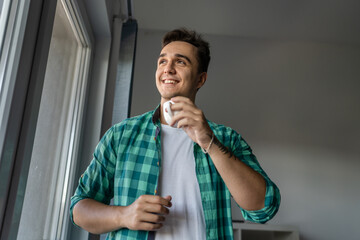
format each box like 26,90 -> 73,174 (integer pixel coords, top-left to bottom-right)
0,0 -> 11,56
0,0 -> 31,231
15,0 -> 91,239
0,0 -> 28,158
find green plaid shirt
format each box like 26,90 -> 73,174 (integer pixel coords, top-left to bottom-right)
70,106 -> 280,240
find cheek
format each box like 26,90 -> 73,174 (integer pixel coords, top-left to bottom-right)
181,70 -> 192,79
155,66 -> 164,78
155,73 -> 161,83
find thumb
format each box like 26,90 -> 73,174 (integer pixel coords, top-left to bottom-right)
164,195 -> 172,201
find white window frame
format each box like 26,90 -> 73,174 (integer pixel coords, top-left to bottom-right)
39,0 -> 92,239
53,1 -> 92,238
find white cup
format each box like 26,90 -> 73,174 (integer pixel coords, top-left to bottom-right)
163,100 -> 179,126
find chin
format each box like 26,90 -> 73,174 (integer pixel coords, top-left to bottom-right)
161,93 -> 178,100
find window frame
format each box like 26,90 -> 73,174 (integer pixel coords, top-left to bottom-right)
0,0 -> 93,239
0,0 -> 38,236
50,1 -> 92,238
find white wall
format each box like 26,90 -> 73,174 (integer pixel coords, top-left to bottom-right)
131,29 -> 360,240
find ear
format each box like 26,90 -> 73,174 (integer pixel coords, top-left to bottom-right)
197,72 -> 207,90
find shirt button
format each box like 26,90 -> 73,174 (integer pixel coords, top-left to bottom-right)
157,161 -> 159,166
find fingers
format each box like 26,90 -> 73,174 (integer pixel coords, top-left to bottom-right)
141,202 -> 170,215
135,195 -> 171,216
124,195 -> 172,231
142,212 -> 166,223
129,211 -> 165,231
174,112 -> 202,127
138,195 -> 172,208
170,97 -> 199,114
164,195 -> 172,201
169,100 -> 203,125
168,97 -> 213,147
170,105 -> 206,129
136,222 -> 163,231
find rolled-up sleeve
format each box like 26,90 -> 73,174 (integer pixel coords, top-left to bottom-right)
241,176 -> 281,223
69,127 -> 117,225
231,133 -> 281,223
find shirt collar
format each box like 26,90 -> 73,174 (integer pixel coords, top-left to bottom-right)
152,104 -> 161,125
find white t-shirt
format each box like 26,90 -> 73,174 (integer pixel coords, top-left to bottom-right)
155,125 -> 206,240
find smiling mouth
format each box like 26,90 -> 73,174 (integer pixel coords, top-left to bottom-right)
162,79 -> 179,84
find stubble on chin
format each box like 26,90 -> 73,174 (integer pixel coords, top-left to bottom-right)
161,93 -> 178,102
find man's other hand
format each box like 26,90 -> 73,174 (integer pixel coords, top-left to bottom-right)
122,195 -> 172,231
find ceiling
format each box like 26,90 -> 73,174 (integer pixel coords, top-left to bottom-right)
132,0 -> 360,45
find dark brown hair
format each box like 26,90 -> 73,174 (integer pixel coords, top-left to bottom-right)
162,28 -> 211,73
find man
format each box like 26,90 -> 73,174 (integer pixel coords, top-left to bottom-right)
70,28 -> 280,240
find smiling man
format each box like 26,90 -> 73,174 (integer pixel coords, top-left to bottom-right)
70,28 -> 280,240
156,41 -> 206,103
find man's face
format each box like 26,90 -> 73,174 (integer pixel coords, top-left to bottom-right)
156,41 -> 205,103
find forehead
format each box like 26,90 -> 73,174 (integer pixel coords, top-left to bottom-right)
160,41 -> 198,60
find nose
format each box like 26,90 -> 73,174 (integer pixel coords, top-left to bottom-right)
164,61 -> 175,74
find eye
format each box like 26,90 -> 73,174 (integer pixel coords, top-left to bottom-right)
158,59 -> 166,65
176,59 -> 186,65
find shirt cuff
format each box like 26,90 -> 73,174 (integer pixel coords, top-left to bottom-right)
69,195 -> 85,227
240,179 -> 281,223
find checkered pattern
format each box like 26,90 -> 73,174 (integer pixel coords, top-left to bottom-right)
70,106 -> 280,240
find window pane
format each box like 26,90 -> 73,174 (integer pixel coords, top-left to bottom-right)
0,0 -> 30,226
16,1 -> 88,239
0,0 -> 14,135
0,0 -> 11,56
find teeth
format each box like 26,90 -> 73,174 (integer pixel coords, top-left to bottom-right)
164,80 -> 176,84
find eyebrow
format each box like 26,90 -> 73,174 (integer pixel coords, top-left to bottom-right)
158,53 -> 192,64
